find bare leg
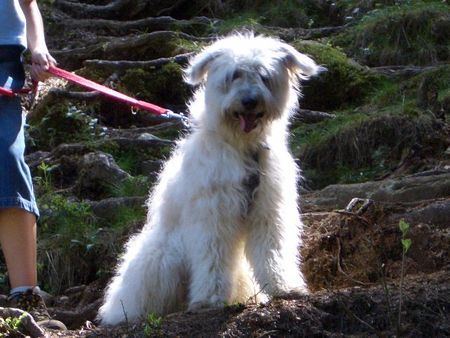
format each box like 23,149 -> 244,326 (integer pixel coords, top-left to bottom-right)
0,208 -> 37,288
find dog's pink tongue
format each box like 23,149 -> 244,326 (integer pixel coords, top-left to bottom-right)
239,114 -> 257,133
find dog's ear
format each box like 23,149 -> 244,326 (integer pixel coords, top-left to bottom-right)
280,44 -> 326,79
184,51 -> 221,85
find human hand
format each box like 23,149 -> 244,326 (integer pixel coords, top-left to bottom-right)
30,49 -> 57,82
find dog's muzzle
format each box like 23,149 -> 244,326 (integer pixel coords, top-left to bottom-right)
237,112 -> 264,133
233,94 -> 265,133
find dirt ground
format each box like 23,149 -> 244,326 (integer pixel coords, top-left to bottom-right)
28,197 -> 449,337
41,271 -> 449,337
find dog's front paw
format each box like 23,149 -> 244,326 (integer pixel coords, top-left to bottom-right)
188,297 -> 226,313
272,288 -> 307,300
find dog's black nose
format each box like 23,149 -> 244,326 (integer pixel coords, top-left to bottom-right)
241,96 -> 258,110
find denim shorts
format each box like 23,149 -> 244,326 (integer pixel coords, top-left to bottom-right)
0,45 -> 39,218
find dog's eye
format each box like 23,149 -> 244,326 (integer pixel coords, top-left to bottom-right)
232,70 -> 242,81
259,73 -> 271,87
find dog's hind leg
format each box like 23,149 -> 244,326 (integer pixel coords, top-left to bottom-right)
99,229 -> 184,325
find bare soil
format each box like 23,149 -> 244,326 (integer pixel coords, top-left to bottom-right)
30,197 -> 450,337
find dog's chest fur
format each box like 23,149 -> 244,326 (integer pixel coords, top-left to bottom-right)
241,144 -> 268,215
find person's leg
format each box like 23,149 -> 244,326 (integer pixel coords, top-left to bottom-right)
0,208 -> 37,288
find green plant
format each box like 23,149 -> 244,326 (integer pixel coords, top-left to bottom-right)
0,312 -> 26,336
28,102 -> 99,150
34,161 -> 58,195
104,205 -> 147,230
398,219 -> 412,333
144,313 -> 162,337
36,191 -> 97,292
110,176 -> 151,198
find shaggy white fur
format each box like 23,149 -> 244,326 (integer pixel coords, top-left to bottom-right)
99,33 -> 323,325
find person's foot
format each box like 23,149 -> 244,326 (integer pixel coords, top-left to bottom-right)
8,287 -> 67,330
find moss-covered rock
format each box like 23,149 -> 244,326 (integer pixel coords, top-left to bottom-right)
294,40 -> 379,110
333,2 -> 450,66
94,139 -> 173,176
295,113 -> 447,189
119,62 -> 190,108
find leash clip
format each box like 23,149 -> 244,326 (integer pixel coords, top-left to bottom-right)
162,110 -> 190,129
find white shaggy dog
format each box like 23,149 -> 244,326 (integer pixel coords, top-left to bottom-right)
99,33 -> 322,325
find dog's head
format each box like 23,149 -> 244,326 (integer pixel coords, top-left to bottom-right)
185,33 -> 324,136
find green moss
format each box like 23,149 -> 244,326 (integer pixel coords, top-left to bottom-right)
364,64 -> 450,114
218,14 -> 263,34
119,62 -> 189,108
293,40 -> 379,110
293,113 -> 441,189
259,1 -> 310,28
27,102 -> 99,150
333,2 -> 449,66
216,0 -> 341,28
76,67 -> 113,85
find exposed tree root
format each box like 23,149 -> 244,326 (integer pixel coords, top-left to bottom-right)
52,31 -> 210,69
294,109 -> 336,124
84,52 -> 194,71
370,65 -> 441,78
271,23 -> 351,42
64,16 -> 217,36
54,0 -> 146,20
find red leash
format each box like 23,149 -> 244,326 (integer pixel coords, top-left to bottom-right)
47,66 -> 169,116
1,65 -> 188,124
0,84 -> 36,97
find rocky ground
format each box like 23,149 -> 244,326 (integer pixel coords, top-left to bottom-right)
0,0 -> 449,337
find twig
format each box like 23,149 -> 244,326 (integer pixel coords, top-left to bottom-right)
120,299 -> 129,330
379,263 -> 393,328
336,237 -> 373,287
334,210 -> 371,226
337,297 -> 381,337
397,244 -> 406,334
246,283 -> 268,305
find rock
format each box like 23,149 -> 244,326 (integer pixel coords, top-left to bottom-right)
90,196 -> 146,220
75,151 -> 131,199
139,159 -> 164,178
303,171 -> 450,211
25,150 -> 51,168
386,198 -> 450,227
